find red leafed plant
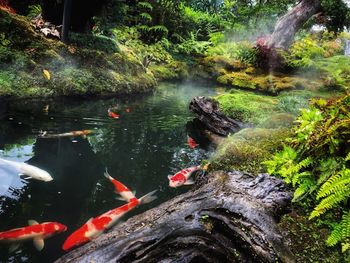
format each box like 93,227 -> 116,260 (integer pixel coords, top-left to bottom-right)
0,0 -> 16,14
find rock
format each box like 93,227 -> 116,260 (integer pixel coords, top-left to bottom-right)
56,171 -> 294,263
189,96 -> 245,136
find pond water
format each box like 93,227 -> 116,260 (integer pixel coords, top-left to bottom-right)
0,82 -> 218,262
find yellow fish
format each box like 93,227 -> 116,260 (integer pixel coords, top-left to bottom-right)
43,69 -> 51,80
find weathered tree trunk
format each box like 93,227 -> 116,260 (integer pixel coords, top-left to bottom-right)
267,0 -> 321,49
257,0 -> 322,70
61,0 -> 72,43
56,171 -> 294,263
189,96 -> 245,136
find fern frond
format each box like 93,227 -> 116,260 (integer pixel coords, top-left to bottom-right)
292,178 -> 314,202
317,169 -> 350,199
310,192 -> 348,219
139,12 -> 152,21
327,223 -> 343,246
137,1 -> 153,10
326,211 -> 350,248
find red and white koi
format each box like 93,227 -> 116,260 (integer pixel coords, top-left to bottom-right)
62,190 -> 157,251
168,166 -> 200,188
104,170 -> 136,202
187,136 -> 198,149
108,109 -> 120,119
0,220 -> 67,252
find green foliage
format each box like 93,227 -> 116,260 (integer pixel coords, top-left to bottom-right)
284,34 -> 343,68
26,4 -> 41,18
69,32 -> 119,53
264,95 -> 350,250
174,31 -> 212,56
206,41 -> 257,65
321,0 -> 350,33
314,56 -> 350,91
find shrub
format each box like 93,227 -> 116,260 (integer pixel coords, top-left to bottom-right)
264,95 -> 350,252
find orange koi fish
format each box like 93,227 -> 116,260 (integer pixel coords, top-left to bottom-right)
168,166 -> 201,188
108,109 -> 120,119
62,190 -> 157,251
39,130 -> 94,138
187,136 -> 198,149
104,170 -> 136,202
0,220 -> 67,252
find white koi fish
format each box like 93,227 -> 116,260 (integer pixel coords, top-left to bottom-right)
0,158 -> 53,182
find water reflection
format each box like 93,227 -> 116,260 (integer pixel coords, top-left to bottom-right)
0,81 -> 216,262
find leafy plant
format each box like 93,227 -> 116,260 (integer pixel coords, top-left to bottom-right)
264,95 -> 350,252
27,4 -> 41,18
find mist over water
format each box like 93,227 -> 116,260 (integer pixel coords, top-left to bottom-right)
0,81 -> 216,262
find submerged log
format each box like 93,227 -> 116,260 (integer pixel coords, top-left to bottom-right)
189,96 -> 245,136
56,171 -> 294,263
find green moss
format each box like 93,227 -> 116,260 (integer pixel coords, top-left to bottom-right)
149,61 -> 189,81
0,10 -> 156,98
210,127 -> 290,173
215,91 -> 278,124
217,71 -> 321,95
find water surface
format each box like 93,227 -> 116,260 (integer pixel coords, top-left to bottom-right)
0,82 -> 217,262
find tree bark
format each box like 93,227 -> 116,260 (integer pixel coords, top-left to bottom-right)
267,0 -> 321,50
189,96 -> 245,136
61,0 -> 73,43
56,171 -> 294,263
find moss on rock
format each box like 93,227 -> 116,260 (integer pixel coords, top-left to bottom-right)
217,71 -> 320,95
0,10 -> 156,99
210,127 -> 290,173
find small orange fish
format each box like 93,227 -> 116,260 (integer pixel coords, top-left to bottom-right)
108,109 -> 120,119
125,108 -> 131,113
187,136 -> 198,149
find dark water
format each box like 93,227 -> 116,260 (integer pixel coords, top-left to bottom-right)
0,82 -> 217,262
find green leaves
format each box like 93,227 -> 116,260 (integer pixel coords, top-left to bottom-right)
265,95 -> 350,250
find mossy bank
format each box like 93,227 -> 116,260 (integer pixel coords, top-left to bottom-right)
0,11 -> 160,99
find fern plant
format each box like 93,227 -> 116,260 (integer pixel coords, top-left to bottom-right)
264,94 -> 350,251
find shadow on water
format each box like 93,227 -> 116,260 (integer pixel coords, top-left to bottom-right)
0,81 -> 217,262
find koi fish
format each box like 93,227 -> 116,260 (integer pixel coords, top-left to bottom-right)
104,170 -> 136,202
168,166 -> 201,188
187,136 -> 198,149
108,109 -> 120,119
0,220 -> 67,252
39,130 -> 94,138
62,190 -> 157,251
125,108 -> 131,113
0,158 -> 53,182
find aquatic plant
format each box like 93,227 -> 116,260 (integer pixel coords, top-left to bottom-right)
264,95 -> 350,252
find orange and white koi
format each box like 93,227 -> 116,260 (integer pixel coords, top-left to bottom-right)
108,109 -> 120,119
187,136 -> 198,149
168,166 -> 201,188
0,220 -> 67,252
39,130 -> 94,138
62,190 -> 157,251
104,170 -> 136,202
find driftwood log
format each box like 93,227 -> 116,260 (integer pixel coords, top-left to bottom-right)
56,171 -> 294,263
189,96 -> 245,136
